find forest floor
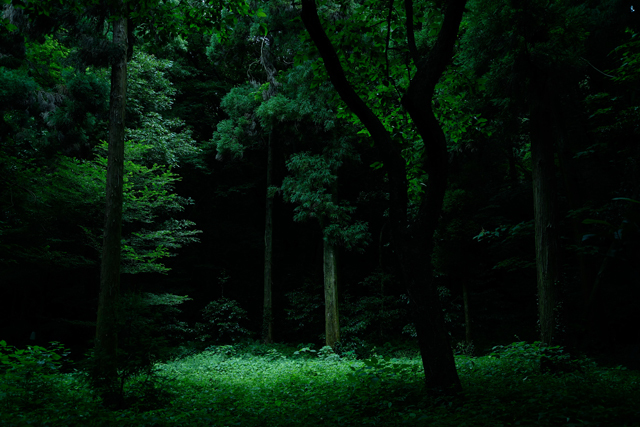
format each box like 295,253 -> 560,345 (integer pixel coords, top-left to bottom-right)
1,342 -> 639,426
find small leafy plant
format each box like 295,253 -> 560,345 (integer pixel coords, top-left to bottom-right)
197,297 -> 251,344
0,340 -> 69,412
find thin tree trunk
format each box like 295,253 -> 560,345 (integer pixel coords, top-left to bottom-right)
530,77 -> 559,346
262,132 -> 274,344
261,35 -> 278,345
322,177 -> 340,349
463,282 -> 471,344
94,12 -> 127,405
323,237 -> 340,348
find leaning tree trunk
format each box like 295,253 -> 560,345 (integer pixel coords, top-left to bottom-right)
530,74 -> 559,346
394,103 -> 459,392
301,0 -> 465,392
397,0 -> 465,394
94,12 -> 128,406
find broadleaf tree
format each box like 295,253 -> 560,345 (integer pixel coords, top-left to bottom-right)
299,0 -> 466,392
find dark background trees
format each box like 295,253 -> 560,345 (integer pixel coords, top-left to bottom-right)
1,0 -> 640,398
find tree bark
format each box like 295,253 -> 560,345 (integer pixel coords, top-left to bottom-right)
323,237 -> 340,348
321,177 -> 340,349
94,12 -> 127,403
398,0 -> 464,393
262,132 -> 274,344
301,0 -> 464,392
530,76 -> 559,346
261,35 -> 278,345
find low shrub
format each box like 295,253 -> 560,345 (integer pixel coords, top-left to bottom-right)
0,340 -> 70,412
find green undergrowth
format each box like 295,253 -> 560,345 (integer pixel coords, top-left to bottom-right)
1,341 -> 639,426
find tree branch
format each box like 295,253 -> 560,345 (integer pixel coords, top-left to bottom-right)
404,0 -> 418,63
300,0 -> 390,151
402,0 -> 466,231
300,0 -> 407,224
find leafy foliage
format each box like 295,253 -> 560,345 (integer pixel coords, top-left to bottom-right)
42,141 -> 201,274
285,279 -> 324,338
282,146 -> 370,250
197,297 -> 252,344
340,270 -> 410,344
0,340 -> 70,413
84,292 -> 190,409
2,342 -> 638,426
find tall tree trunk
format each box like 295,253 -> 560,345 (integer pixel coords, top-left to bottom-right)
262,132 -> 274,344
261,36 -> 278,345
530,76 -> 559,346
94,12 -> 127,404
300,0 -> 464,392
322,179 -> 340,349
323,237 -> 340,348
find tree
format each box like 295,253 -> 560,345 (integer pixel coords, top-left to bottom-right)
94,5 -> 128,402
208,0 -> 371,347
300,0 -> 465,392
260,29 -> 278,345
461,0 -> 591,345
91,0 -> 248,402
282,143 -> 369,348
2,0 -> 249,404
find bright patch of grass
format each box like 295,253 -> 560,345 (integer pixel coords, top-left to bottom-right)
1,342 -> 639,426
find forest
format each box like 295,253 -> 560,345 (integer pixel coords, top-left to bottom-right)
1,0 -> 639,425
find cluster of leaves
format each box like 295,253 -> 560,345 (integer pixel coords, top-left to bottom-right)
42,140 -> 200,274
0,40 -> 201,274
196,297 -> 252,344
0,340 -> 70,413
340,270 -> 410,344
281,146 -> 370,250
487,341 -> 595,375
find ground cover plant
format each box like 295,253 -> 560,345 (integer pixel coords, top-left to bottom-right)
1,341 -> 638,426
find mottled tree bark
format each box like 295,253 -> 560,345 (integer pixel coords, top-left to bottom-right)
94,12 -> 127,404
